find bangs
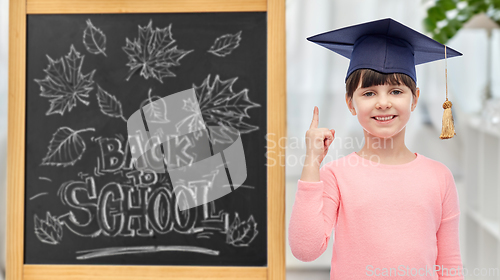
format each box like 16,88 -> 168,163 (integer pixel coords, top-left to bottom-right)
346,69 -> 416,99
360,69 -> 411,88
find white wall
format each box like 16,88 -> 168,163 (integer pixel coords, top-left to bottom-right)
0,0 -> 9,278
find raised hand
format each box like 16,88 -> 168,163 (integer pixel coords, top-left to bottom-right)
305,106 -> 335,167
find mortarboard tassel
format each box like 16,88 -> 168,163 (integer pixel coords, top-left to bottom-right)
440,45 -> 456,139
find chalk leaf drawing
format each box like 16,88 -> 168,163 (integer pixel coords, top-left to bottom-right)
35,45 -> 96,116
42,127 -> 95,167
122,20 -> 193,83
179,74 -> 260,144
226,213 -> 258,247
34,212 -> 63,245
96,85 -> 126,122
140,88 -> 170,123
83,19 -> 107,57
174,96 -> 205,141
208,31 -> 242,57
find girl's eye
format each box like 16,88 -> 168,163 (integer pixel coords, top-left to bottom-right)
362,90 -> 401,97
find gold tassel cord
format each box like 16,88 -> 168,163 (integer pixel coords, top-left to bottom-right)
440,45 -> 456,139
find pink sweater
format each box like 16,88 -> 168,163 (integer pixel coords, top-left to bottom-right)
289,152 -> 463,279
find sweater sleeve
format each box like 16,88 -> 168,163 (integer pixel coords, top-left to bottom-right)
288,164 -> 340,262
435,167 -> 463,279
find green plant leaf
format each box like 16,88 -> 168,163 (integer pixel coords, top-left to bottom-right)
428,6 -> 448,21
457,6 -> 474,20
477,2 -> 489,12
437,0 -> 457,10
423,17 -> 438,32
467,1 -> 487,12
442,24 -> 457,38
433,29 -> 449,43
448,18 -> 463,29
467,0 -> 483,5
426,0 -> 500,44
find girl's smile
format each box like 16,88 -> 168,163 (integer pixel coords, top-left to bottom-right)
372,115 -> 397,124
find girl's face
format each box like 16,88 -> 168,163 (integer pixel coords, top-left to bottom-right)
347,81 -> 419,139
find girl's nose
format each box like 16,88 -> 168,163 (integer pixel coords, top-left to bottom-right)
376,96 -> 392,109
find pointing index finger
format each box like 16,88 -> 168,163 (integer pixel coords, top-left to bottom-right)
310,106 -> 319,129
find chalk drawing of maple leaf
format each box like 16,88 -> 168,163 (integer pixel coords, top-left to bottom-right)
177,74 -> 261,144
34,212 -> 63,245
35,45 -> 96,116
122,20 -> 193,83
226,213 -> 258,247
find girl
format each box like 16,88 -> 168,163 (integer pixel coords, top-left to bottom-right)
288,18 -> 464,279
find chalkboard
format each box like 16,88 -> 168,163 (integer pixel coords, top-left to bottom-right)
24,12 -> 267,266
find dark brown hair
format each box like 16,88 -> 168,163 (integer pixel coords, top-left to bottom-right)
345,69 -> 417,102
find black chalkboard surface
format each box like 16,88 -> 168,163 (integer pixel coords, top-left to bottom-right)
25,12 -> 267,266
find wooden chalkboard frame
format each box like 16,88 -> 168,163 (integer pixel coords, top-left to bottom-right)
7,0 -> 286,279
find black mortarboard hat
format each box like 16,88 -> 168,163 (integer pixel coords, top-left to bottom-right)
306,18 -> 462,84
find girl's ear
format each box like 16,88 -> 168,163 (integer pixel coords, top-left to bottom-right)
411,87 -> 420,111
345,93 -> 356,115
